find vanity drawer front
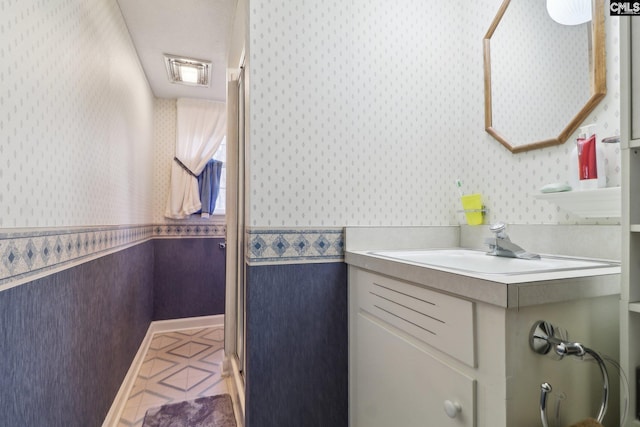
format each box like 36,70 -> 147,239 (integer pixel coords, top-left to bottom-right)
355,268 -> 475,367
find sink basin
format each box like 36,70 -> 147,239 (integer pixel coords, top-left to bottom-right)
369,249 -> 618,275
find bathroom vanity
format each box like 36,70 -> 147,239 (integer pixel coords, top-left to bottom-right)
346,246 -> 620,427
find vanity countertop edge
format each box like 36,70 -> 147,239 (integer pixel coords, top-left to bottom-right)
345,250 -> 621,309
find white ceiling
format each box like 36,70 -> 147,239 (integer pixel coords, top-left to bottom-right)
116,0 -> 237,102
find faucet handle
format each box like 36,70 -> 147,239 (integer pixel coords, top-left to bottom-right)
489,222 -> 509,240
489,222 -> 506,234
488,222 -> 514,246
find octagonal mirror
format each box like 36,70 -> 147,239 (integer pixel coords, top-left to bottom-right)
483,0 -> 606,153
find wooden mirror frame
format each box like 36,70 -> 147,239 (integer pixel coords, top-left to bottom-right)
483,0 -> 606,153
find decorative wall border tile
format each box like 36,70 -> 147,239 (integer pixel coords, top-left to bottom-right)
0,224 -> 340,289
153,223 -> 226,238
0,223 -> 226,291
246,228 -> 344,265
0,225 -> 155,291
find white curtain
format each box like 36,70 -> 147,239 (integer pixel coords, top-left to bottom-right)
165,98 -> 227,219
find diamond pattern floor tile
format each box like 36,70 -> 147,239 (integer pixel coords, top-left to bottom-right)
138,357 -> 177,379
202,328 -> 224,342
176,328 -> 201,336
197,378 -> 228,399
159,366 -> 215,391
117,326 -> 231,427
200,348 -> 225,365
149,335 -> 180,351
168,341 -> 212,358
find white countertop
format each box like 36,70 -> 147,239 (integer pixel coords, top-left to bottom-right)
345,249 -> 620,308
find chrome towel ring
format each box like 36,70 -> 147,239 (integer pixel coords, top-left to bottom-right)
530,320 -> 609,427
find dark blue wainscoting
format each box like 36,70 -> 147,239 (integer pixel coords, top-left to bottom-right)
0,241 -> 154,427
245,262 -> 348,427
152,237 -> 226,320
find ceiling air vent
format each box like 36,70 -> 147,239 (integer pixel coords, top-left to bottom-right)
164,54 -> 211,87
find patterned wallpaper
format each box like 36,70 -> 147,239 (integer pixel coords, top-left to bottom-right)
1,0 -> 623,246
153,99 -> 178,224
248,0 -> 621,227
461,0 -> 621,225
0,0 -> 154,228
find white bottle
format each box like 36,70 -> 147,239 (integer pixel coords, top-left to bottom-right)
568,141 -> 579,190
596,138 -> 606,188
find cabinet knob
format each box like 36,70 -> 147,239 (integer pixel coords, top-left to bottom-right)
443,400 -> 462,418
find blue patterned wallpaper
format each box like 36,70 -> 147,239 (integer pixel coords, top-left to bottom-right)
245,262 -> 348,427
0,242 -> 154,427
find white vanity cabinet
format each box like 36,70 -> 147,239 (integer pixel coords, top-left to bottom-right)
348,265 -> 620,427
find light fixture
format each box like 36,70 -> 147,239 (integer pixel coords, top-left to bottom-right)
546,0 -> 592,25
164,54 -> 211,87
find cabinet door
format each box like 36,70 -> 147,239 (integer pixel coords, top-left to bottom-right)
352,313 -> 475,427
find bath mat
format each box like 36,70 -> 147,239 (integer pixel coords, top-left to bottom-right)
142,394 -> 236,427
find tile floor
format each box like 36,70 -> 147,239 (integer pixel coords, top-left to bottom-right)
117,326 -> 231,427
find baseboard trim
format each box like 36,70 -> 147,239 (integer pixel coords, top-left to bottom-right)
149,314 -> 224,334
102,315 -> 224,427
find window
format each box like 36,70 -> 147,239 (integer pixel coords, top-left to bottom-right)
211,138 -> 226,215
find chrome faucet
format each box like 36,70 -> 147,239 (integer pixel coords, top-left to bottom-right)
484,222 -> 540,260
